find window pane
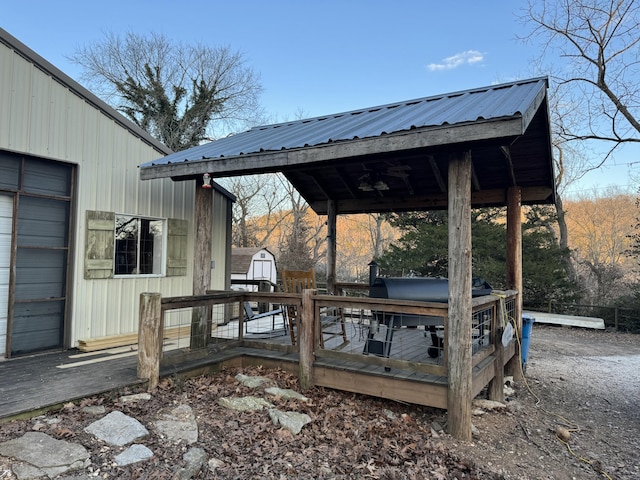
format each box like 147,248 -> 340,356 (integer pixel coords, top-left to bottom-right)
140,219 -> 163,274
115,216 -> 138,275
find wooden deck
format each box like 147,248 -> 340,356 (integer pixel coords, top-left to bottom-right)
0,311 -> 513,421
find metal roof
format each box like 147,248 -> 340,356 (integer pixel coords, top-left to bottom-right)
142,77 -> 548,167
140,77 -> 555,214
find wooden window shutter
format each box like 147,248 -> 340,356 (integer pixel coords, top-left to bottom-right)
166,218 -> 188,276
85,210 -> 115,279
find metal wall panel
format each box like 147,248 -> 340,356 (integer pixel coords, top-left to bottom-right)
1,35 -> 232,348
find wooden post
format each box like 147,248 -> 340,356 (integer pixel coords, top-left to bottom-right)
505,187 -> 523,380
326,199 -> 337,295
138,292 -> 163,391
488,302 -> 505,402
191,182 -> 213,349
447,150 -> 473,441
298,288 -> 315,391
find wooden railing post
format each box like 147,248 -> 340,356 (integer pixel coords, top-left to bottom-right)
299,288 -> 315,390
138,292 -> 163,391
488,302 -> 505,402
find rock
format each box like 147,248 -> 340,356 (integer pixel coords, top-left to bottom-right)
431,421 -> 443,432
173,447 -> 208,480
84,411 -> 149,446
472,399 -> 506,411
556,426 -> 571,442
383,409 -> 397,420
82,405 -> 106,415
208,458 -> 225,471
218,396 -> 274,411
264,387 -> 309,401
234,374 -> 274,388
504,386 -> 515,397
0,432 -> 90,479
154,404 -> 198,444
268,409 -> 312,435
471,424 -> 480,437
119,393 -> 152,403
114,444 -> 153,466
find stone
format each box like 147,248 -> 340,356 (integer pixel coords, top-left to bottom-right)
119,393 -> 152,403
208,458 -> 225,471
84,411 -> 149,446
234,374 -> 274,388
264,387 -> 309,401
82,405 -> 106,415
114,444 -> 153,466
472,399 -> 506,411
154,404 -> 198,444
173,447 -> 208,480
0,432 -> 90,479
218,396 -> 274,411
268,409 -> 312,435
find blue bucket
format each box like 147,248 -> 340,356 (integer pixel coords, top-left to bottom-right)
521,314 -> 535,372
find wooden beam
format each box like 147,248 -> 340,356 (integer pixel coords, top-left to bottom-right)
505,186 -> 523,380
299,289 -> 315,390
447,150 -> 473,441
428,155 -> 447,193
139,119 -> 524,180
326,200 -> 337,295
191,182 -> 213,349
137,292 -> 162,391
500,146 -> 517,186
310,186 -> 554,215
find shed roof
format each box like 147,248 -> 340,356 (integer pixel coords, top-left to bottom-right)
141,77 -> 555,214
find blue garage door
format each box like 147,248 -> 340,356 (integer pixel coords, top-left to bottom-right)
0,152 -> 73,356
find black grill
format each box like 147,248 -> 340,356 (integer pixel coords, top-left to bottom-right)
364,277 -> 492,359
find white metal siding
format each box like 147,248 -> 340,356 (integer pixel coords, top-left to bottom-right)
0,195 -> 12,356
0,37 -> 231,346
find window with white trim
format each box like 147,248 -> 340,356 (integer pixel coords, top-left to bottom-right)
114,215 -> 165,276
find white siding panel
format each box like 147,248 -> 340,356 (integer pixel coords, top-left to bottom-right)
0,48 -> 13,148
0,195 -> 12,357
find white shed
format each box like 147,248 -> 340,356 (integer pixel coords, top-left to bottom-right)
231,247 -> 277,291
0,28 -> 234,357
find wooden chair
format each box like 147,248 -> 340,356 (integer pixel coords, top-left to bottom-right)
281,269 -> 347,348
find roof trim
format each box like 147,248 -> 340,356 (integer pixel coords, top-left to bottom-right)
0,27 -> 171,156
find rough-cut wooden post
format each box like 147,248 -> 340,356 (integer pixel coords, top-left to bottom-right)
447,150 -> 473,441
298,288 -> 315,390
191,182 -> 213,349
138,292 -> 162,391
505,186 -> 523,381
488,302 -> 505,402
326,200 -> 337,295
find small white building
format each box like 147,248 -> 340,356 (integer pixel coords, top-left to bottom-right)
231,247 -> 277,291
0,28 -> 234,357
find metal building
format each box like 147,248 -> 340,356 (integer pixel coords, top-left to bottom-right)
0,28 -> 233,357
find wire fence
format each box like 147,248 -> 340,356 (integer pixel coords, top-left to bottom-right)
524,301 -> 640,333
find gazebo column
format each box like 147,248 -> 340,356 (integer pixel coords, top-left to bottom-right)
447,150 -> 473,441
326,199 -> 337,295
191,181 -> 213,349
505,186 -> 523,380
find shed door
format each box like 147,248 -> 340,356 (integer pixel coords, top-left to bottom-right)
0,195 -> 11,357
253,260 -> 272,281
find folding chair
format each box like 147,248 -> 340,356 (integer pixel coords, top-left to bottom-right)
242,302 -> 287,337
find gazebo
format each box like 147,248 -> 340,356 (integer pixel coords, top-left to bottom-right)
139,77 -> 555,439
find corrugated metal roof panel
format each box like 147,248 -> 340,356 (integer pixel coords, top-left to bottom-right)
143,78 -> 548,167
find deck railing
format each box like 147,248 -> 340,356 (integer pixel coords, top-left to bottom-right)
137,288 -> 518,394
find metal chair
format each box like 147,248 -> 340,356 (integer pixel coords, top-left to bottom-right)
242,302 -> 287,337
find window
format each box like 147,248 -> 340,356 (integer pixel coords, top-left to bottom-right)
114,215 -> 164,276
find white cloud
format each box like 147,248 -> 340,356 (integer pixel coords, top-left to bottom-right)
428,50 -> 485,71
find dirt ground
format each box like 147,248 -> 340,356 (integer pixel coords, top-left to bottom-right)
0,324 -> 638,479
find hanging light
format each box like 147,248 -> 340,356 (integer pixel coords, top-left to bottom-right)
202,173 -> 212,189
373,179 -> 389,191
358,174 -> 374,191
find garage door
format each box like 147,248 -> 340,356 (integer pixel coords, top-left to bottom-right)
0,195 -> 11,357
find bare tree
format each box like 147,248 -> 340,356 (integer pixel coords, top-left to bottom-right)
523,0 -> 640,164
70,31 -> 263,149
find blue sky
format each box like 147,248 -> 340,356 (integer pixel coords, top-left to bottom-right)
2,0 -> 636,197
